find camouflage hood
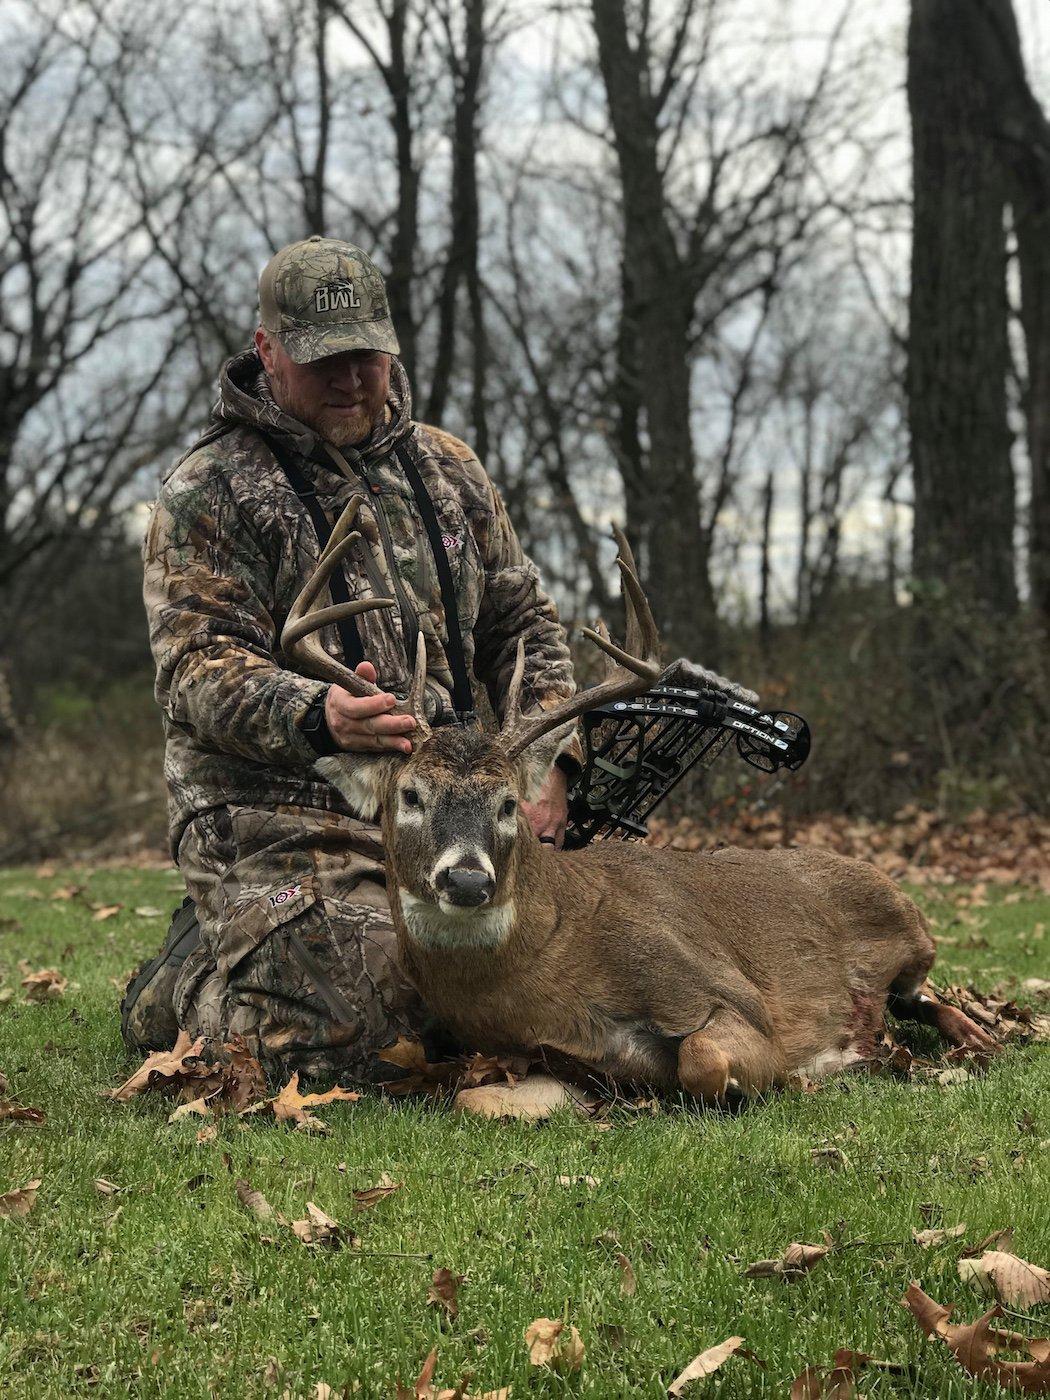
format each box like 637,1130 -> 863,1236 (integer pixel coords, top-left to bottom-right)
192,346 -> 415,474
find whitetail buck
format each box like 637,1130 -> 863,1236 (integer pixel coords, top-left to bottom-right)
282,498 -> 996,1100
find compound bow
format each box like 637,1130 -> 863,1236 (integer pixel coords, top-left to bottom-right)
564,684 -> 811,849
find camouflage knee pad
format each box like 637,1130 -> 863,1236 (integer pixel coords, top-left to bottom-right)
173,804 -> 423,1086
177,890 -> 420,1085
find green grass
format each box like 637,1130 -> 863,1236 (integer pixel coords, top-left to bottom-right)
0,866 -> 1047,1399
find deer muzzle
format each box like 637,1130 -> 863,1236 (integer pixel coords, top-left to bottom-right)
434,864 -> 495,908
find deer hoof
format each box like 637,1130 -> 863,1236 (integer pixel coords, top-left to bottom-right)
678,1033 -> 732,1101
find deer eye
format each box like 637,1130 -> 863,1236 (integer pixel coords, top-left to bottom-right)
501,797 -> 517,819
402,787 -> 422,808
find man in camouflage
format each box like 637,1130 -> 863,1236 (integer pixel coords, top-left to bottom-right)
125,237 -> 583,1085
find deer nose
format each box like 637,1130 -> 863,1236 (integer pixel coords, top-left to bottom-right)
437,866 -> 494,907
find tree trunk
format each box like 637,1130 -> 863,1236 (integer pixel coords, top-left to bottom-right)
386,0 -> 420,387
592,0 -> 719,661
907,0 -> 1017,615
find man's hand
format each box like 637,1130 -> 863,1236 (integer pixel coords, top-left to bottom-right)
522,763 -> 569,849
324,661 -> 416,754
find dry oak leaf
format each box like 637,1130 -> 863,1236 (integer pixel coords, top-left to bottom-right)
744,1242 -> 829,1280
901,1281 -> 1050,1391
959,1251 -> 1050,1308
242,1071 -> 359,1133
108,1030 -> 209,1102
91,904 -> 122,922
668,1337 -> 747,1395
913,1223 -> 967,1248
378,1036 -> 461,1096
168,1096 -> 212,1124
454,1075 -> 594,1122
352,1173 -> 401,1209
93,1179 -> 121,1196
0,1099 -> 46,1125
19,965 -> 66,1002
0,1178 -> 42,1218
524,1318 -> 585,1373
427,1266 -> 465,1319
290,1202 -> 346,1248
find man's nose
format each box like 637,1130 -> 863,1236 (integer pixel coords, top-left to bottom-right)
328,358 -> 362,391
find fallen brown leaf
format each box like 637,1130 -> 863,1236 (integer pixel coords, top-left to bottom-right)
352,1172 -> 401,1209
959,1251 -> 1050,1308
744,1242 -> 829,1280
0,1178 -> 42,1218
427,1267 -> 465,1320
168,1097 -> 211,1124
524,1318 -> 585,1372
92,904 -> 122,922
243,1071 -> 359,1133
19,965 -> 67,1002
289,1202 -> 346,1249
556,1174 -> 600,1188
668,1337 -> 746,1394
455,1075 -> 594,1121
901,1281 -> 1050,1390
616,1252 -> 637,1297
49,884 -> 83,901
235,1178 -> 281,1224
913,1223 -> 967,1247
0,1099 -> 46,1125
378,1036 -> 461,1096
108,1030 -> 209,1102
93,1178 -> 121,1196
196,1123 -> 218,1145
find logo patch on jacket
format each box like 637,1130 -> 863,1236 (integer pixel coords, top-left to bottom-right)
441,532 -> 460,552
269,883 -> 302,908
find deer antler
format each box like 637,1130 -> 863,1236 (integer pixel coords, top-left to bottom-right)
498,525 -> 661,761
281,494 -> 432,742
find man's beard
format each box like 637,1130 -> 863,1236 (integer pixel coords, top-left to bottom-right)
268,362 -> 382,447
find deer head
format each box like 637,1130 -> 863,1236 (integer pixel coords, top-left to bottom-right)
281,495 -> 660,944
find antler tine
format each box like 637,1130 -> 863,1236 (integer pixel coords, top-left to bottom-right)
498,525 -> 662,762
281,493 -> 396,698
404,630 -> 433,742
611,524 -> 659,662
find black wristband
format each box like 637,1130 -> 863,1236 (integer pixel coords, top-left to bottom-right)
300,689 -> 341,757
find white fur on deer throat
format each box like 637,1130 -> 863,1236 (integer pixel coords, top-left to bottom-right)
396,887 -> 516,949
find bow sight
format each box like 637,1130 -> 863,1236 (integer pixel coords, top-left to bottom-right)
564,685 -> 811,849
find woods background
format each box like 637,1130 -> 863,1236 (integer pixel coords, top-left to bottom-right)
1,0 -> 1048,861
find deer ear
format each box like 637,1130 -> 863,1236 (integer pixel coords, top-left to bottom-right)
314,753 -> 398,821
516,721 -> 577,803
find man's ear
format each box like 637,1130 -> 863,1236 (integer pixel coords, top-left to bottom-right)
314,752 -> 398,820
516,721 -> 577,803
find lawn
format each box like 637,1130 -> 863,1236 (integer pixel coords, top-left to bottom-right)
0,864 -> 1047,1398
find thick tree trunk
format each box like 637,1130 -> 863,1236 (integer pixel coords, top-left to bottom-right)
385,0 -> 420,387
907,0 -> 1017,616
426,0 -> 486,436
592,0 -> 719,661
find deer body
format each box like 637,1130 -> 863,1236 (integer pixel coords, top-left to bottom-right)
289,504 -> 996,1100
385,799 -> 940,1095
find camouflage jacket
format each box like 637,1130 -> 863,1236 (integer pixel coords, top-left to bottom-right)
144,350 -> 582,853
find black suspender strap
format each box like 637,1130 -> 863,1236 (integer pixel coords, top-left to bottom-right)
395,443 -> 476,722
265,435 -> 365,670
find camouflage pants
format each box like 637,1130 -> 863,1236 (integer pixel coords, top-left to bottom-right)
173,804 -> 423,1085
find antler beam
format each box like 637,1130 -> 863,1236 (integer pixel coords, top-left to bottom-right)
498,525 -> 661,761
280,494 -> 432,742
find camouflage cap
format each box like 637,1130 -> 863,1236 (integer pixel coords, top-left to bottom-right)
258,236 -> 401,364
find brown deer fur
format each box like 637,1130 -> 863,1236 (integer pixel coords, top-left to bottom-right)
290,501 -> 996,1101
317,726 -> 995,1100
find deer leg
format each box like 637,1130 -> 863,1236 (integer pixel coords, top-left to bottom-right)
677,1008 -> 784,1102
887,978 -> 998,1053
